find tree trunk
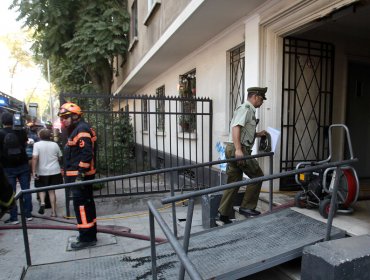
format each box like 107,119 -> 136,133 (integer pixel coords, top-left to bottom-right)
86,59 -> 112,107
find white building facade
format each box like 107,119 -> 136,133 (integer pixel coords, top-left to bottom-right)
113,0 -> 370,190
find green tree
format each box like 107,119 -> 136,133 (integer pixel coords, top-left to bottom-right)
0,31 -> 32,96
43,58 -> 96,94
11,0 -> 130,95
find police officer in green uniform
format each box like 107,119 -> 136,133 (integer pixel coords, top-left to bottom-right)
217,87 -> 267,224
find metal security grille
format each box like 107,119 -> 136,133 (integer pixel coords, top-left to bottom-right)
229,44 -> 245,120
280,38 -> 334,184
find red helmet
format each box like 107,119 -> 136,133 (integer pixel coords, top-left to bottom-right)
58,102 -> 83,117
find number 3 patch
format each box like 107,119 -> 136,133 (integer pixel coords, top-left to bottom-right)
79,140 -> 85,148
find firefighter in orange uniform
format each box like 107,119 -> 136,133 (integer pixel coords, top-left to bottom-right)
58,102 -> 98,250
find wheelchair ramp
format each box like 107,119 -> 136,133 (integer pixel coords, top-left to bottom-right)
23,208 -> 345,280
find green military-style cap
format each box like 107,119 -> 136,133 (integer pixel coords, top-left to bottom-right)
247,87 -> 267,100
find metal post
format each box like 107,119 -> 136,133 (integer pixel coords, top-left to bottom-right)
179,198 -> 195,280
65,188 -> 70,217
19,197 -> 32,266
219,170 -> 222,186
325,166 -> 340,241
269,154 -> 274,212
170,171 -> 178,237
149,210 -> 157,280
209,100 -> 213,163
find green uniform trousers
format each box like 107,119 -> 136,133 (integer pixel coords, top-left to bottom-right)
218,143 -> 264,217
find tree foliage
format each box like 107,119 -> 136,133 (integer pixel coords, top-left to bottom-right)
1,30 -> 51,118
11,0 -> 130,95
43,58 -> 96,94
0,31 -> 33,95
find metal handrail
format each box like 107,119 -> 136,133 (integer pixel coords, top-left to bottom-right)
14,152 -> 274,267
327,124 -> 355,162
161,159 -> 356,204
15,152 -> 273,200
148,200 -> 202,280
148,158 -> 357,280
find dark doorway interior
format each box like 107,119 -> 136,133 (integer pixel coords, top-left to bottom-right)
279,2 -> 370,192
346,61 -> 370,179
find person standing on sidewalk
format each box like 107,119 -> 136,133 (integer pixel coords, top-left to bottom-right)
217,87 -> 267,225
58,102 -> 98,250
0,112 -> 33,224
0,162 -> 15,219
32,129 -> 62,217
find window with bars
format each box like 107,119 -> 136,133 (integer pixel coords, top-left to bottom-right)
178,69 -> 196,133
142,98 -> 148,131
130,0 -> 138,41
229,44 -> 245,121
156,85 -> 165,131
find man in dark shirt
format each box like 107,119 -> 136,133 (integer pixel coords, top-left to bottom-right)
0,112 -> 33,224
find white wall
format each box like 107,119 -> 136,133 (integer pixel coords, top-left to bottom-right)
132,12 -> 281,191
245,15 -> 261,88
129,0 -> 363,191
134,23 -> 246,163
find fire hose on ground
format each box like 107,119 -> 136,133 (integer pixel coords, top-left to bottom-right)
0,196 -> 295,243
0,214 -> 167,243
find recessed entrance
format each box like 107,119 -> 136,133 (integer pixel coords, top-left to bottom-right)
279,2 -> 370,192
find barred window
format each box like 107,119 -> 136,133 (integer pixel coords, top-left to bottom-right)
156,85 -> 165,131
142,99 -> 148,131
130,0 -> 138,40
178,69 -> 196,133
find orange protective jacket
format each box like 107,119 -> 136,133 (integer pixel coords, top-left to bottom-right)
64,120 -> 97,177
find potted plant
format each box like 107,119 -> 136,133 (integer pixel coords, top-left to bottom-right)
178,114 -> 196,133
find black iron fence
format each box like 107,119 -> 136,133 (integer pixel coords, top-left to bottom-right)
59,93 -> 213,213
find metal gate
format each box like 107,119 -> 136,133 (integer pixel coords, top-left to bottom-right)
280,37 -> 334,188
59,93 -> 213,199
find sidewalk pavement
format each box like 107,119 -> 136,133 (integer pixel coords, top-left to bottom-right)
0,185 -> 205,280
4,184 -> 369,280
0,188 -> 295,280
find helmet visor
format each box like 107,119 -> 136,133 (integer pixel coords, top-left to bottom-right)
58,108 -> 72,117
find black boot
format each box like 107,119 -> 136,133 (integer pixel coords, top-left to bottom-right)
38,204 -> 45,215
238,208 -> 261,217
215,213 -> 232,226
71,240 -> 97,250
